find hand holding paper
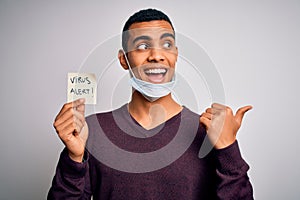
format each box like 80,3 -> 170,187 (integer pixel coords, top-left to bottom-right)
53,98 -> 88,162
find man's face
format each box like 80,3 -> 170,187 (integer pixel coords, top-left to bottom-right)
123,20 -> 178,84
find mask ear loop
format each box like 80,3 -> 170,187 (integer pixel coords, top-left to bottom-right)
122,49 -> 137,79
122,49 -> 146,96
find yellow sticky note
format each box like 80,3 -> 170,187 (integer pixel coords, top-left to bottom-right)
67,73 -> 97,104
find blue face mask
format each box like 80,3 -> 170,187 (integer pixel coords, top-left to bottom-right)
123,50 -> 176,102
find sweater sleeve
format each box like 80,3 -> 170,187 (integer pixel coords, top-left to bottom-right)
214,141 -> 254,200
47,148 -> 92,200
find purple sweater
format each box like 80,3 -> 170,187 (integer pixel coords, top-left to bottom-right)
48,105 -> 253,200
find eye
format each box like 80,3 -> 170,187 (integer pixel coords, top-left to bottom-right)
163,41 -> 172,49
137,43 -> 149,50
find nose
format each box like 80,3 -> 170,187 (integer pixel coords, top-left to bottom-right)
147,48 -> 165,62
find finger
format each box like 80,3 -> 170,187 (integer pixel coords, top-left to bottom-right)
56,115 -> 84,136
56,98 -> 85,120
211,102 -> 226,108
205,108 -> 213,114
76,104 -> 85,115
200,116 -> 211,129
68,108 -> 86,125
72,98 -> 85,107
211,103 -> 227,111
54,109 -> 85,130
73,118 -> 84,134
56,113 -> 84,134
206,107 -> 225,118
201,112 -> 213,120
74,109 -> 86,125
55,104 -> 85,127
54,107 -> 75,128
59,123 -> 79,142
55,102 -> 72,121
56,119 -> 76,138
206,108 -> 222,115
235,105 -> 253,124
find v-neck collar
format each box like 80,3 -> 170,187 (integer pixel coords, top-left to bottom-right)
112,104 -> 183,138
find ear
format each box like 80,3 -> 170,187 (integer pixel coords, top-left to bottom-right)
118,49 -> 129,70
175,46 -> 179,62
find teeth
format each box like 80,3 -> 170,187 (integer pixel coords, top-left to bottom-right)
145,68 -> 166,74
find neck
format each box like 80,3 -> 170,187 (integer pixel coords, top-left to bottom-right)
128,91 -> 183,130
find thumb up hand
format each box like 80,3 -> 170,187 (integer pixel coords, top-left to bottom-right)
200,103 -> 252,149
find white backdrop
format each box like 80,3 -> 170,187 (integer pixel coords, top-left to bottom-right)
0,1 -> 299,199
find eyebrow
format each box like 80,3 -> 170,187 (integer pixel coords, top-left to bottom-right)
160,33 -> 175,40
132,32 -> 175,44
132,35 -> 151,44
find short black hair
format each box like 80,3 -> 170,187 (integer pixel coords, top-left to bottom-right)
122,8 -> 174,52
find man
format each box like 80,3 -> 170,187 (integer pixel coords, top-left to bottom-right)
48,8 -> 253,199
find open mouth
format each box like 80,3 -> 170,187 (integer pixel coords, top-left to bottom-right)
144,68 -> 167,83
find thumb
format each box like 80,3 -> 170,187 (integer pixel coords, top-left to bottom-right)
79,122 -> 89,144
235,105 -> 253,124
